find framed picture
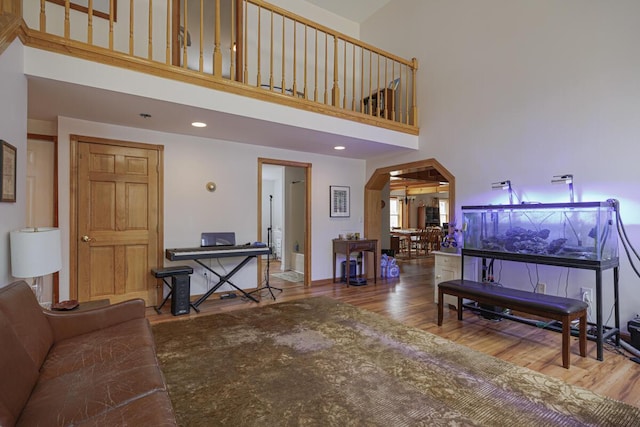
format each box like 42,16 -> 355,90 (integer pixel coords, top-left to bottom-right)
1,140 -> 16,203
330,185 -> 350,218
46,0 -> 117,21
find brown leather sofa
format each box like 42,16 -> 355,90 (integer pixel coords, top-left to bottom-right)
0,281 -> 177,426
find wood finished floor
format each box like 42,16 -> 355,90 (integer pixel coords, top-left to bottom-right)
146,255 -> 640,409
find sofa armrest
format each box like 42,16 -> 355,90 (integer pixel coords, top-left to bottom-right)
44,299 -> 146,342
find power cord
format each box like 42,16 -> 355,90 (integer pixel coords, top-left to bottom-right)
606,199 -> 640,359
582,289 -> 593,322
611,199 -> 640,278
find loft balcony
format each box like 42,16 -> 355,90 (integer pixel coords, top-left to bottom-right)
2,1 -> 419,156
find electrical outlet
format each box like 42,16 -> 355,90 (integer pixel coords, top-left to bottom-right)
580,287 -> 593,304
535,283 -> 546,294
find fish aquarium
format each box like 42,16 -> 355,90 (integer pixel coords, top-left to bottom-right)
462,201 -> 618,262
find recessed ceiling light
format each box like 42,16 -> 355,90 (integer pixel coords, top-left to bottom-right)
334,146 -> 345,150
192,122 -> 207,128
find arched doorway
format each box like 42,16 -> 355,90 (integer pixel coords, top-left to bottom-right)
364,159 -> 455,275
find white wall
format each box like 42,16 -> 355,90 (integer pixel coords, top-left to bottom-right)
363,0 -> 640,328
0,40 -> 27,286
271,0 -> 359,39
56,117 -> 365,300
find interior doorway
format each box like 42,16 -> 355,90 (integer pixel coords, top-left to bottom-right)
70,135 -> 164,305
364,159 -> 455,271
25,133 -> 59,303
258,158 -> 311,287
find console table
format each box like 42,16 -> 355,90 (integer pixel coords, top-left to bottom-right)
332,239 -> 378,286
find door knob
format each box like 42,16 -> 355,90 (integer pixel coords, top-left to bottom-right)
81,235 -> 93,242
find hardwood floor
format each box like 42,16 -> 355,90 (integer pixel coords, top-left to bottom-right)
146,255 -> 640,409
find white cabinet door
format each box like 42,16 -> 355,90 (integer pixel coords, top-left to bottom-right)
433,252 -> 477,307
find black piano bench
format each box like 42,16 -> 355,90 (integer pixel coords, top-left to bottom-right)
152,266 -> 198,315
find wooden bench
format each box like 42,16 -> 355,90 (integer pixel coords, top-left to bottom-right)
437,279 -> 588,368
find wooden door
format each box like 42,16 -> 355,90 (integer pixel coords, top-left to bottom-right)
73,137 -> 163,305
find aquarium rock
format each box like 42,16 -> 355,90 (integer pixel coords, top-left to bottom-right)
482,227 -> 566,255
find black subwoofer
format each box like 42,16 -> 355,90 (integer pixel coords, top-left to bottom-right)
171,274 -> 191,316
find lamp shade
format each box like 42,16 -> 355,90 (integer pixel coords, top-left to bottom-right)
10,227 -> 62,278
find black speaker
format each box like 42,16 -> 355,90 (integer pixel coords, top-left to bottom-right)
171,274 -> 191,316
340,260 -> 357,282
629,319 -> 640,350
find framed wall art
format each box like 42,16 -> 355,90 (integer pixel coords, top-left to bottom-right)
330,185 -> 350,218
1,140 -> 16,203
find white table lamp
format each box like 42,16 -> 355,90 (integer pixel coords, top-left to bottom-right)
10,227 -> 62,307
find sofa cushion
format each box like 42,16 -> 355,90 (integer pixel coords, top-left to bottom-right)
39,318 -> 155,380
74,390 -> 177,427
0,311 -> 39,427
0,281 -> 53,368
18,353 -> 168,426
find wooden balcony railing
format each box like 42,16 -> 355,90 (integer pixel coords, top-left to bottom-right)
5,0 -> 418,133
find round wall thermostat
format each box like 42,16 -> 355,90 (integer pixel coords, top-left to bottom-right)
206,182 -> 217,192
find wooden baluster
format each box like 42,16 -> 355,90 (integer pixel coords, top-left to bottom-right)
109,0 -> 114,50
214,0 -> 222,77
402,63 -> 407,123
360,47 -> 364,113
268,10 -> 273,89
411,57 -> 418,126
256,5 -> 261,87
292,20 -> 297,97
368,50 -> 372,115
323,32 -> 328,105
391,61 -> 396,122
400,62 -> 405,123
281,14 -> 285,94
148,0 -> 153,60
199,0 -> 203,71
39,0 -> 45,32
88,0 -> 94,44
313,28 -> 318,102
244,0 -> 249,84
165,0 -> 170,63
351,44 -> 356,111
404,63 -> 409,125
229,0 -> 235,79
375,54 -> 381,117
332,35 -> 339,107
342,39 -> 346,109
182,0 -> 188,68
383,56 -> 388,119
64,0 -> 69,39
129,0 -> 134,55
303,24 -> 308,99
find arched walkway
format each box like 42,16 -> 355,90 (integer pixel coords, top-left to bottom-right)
364,158 -> 455,276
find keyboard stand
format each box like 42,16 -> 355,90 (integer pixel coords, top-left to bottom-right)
193,257 -> 260,307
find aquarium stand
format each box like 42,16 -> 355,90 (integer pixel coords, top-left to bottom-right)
460,248 -> 620,362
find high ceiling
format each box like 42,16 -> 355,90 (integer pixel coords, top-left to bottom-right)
305,0 -> 393,23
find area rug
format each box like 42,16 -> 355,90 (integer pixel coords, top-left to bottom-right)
152,297 -> 640,426
271,270 -> 304,283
